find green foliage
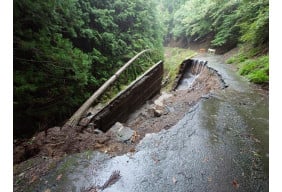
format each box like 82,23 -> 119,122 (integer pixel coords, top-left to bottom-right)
156,0 -> 189,43
159,0 -> 268,51
14,0 -> 163,137
238,55 -> 269,84
172,0 -> 242,47
226,54 -> 248,64
239,0 -> 269,47
210,1 -> 240,47
226,46 -> 262,64
226,46 -> 268,84
173,0 -> 216,39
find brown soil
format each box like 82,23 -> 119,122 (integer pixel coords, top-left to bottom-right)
13,66 -> 223,187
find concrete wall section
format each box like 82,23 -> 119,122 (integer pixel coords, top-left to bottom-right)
93,61 -> 163,132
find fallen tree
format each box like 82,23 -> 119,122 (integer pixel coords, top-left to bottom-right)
63,49 -> 150,129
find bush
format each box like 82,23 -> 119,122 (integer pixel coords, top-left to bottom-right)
238,55 -> 269,84
226,53 -> 248,64
227,46 -> 263,64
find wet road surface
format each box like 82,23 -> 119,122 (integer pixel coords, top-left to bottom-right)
24,54 -> 268,192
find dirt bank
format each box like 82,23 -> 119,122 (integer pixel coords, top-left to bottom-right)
14,62 -> 225,189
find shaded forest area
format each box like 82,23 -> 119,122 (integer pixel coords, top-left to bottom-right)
158,0 -> 269,84
14,0 -> 269,138
14,0 -> 163,138
159,0 -> 268,52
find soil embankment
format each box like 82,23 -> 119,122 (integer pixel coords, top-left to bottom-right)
14,52 -> 268,192
14,58 -> 225,190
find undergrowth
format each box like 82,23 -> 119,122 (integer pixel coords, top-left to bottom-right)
97,51 -> 160,105
227,47 -> 269,84
238,55 -> 269,84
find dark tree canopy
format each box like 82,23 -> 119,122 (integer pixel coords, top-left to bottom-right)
158,0 -> 268,51
14,0 -> 269,137
14,0 -> 163,137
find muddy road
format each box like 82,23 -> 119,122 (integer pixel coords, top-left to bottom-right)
14,54 -> 268,192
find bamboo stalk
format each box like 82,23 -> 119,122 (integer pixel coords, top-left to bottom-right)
63,49 -> 150,129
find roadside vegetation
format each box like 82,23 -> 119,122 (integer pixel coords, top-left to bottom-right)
97,50 -> 161,104
158,0 -> 268,85
14,0 -> 269,138
227,48 -> 269,84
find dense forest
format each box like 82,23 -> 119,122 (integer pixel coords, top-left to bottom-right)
157,0 -> 269,83
159,0 -> 268,51
14,0 -> 268,138
14,0 -> 163,137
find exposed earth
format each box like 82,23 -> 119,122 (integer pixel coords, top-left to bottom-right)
14,56 -> 223,189
13,50 -> 268,192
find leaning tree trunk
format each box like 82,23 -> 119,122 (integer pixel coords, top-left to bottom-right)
63,49 -> 150,129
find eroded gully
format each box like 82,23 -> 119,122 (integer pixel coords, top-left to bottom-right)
22,54 -> 268,192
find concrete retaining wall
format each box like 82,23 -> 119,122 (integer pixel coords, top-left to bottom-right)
92,61 -> 163,132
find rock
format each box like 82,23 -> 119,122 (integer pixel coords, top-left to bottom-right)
93,129 -> 103,134
154,92 -> 172,107
154,109 -> 163,117
109,122 -> 134,143
154,99 -> 164,107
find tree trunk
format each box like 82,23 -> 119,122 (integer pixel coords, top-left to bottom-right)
63,49 -> 150,129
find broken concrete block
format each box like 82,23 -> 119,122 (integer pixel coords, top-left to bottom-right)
109,122 -> 134,142
154,109 -> 163,117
